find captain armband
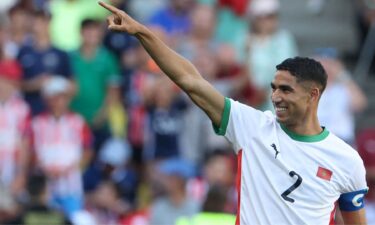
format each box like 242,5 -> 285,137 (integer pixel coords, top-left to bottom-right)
338,189 -> 368,211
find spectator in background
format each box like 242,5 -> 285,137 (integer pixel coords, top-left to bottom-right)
176,185 -> 236,225
9,173 -> 71,225
83,137 -> 138,210
5,4 -> 32,59
354,0 -> 375,75
356,128 -> 375,224
70,19 -> 122,152
143,76 -> 187,161
187,151 -> 237,213
128,0 -> 168,23
31,76 -> 92,219
149,158 -> 199,225
85,180 -> 130,224
0,25 -> 30,220
244,0 -> 298,111
316,49 -> 367,145
17,10 -> 74,116
177,4 -> 217,61
148,0 -> 195,44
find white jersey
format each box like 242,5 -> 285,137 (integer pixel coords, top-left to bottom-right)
214,98 -> 368,225
31,112 -> 91,196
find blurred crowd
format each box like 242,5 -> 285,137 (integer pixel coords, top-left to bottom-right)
0,0 -> 374,224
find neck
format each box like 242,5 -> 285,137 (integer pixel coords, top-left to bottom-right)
51,109 -> 67,119
35,35 -> 50,50
284,115 -> 322,136
0,90 -> 16,103
10,29 -> 26,44
168,189 -> 186,206
81,44 -> 96,59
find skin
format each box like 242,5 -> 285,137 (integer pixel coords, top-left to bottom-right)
98,2 -> 368,224
270,70 -> 322,135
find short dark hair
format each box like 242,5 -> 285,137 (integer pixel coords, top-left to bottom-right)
202,185 -> 228,212
81,18 -> 102,30
276,57 -> 327,93
32,10 -> 51,20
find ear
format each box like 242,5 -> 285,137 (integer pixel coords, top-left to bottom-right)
310,87 -> 320,102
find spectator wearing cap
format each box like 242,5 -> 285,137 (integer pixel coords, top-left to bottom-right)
17,10 -> 74,116
149,158 -> 199,225
30,76 -> 92,219
315,49 -> 367,145
243,0 -> 298,111
0,34 -> 30,220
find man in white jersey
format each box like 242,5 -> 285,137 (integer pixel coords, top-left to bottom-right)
99,2 -> 368,224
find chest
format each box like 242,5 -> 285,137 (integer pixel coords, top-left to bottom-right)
32,117 -> 82,146
243,135 -> 345,206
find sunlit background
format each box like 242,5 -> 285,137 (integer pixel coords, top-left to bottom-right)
0,0 -> 374,224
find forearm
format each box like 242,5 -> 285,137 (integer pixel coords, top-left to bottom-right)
134,26 -> 201,91
341,209 -> 368,225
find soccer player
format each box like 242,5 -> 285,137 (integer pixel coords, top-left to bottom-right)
98,2 -> 368,224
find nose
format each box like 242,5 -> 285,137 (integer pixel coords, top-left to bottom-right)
271,90 -> 282,103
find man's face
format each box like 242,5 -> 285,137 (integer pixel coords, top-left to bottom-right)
271,70 -> 312,126
45,93 -> 70,113
81,25 -> 103,47
32,16 -> 50,36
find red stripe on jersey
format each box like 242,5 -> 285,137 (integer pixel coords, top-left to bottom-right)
329,202 -> 337,225
236,150 -> 243,225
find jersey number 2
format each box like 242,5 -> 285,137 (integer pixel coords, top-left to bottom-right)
281,171 -> 303,203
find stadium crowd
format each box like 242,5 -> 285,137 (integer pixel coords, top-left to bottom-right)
0,0 -> 374,224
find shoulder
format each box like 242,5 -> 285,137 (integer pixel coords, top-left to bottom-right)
50,46 -> 70,56
66,112 -> 86,125
275,29 -> 295,39
326,133 -> 363,164
10,96 -> 30,113
32,112 -> 50,125
97,47 -> 117,61
230,99 -> 275,123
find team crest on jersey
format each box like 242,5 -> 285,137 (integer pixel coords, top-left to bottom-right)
316,166 -> 332,181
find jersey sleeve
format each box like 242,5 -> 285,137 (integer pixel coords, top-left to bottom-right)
213,98 -> 273,154
338,157 -> 368,211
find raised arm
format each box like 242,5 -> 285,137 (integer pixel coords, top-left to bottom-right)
98,1 -> 225,126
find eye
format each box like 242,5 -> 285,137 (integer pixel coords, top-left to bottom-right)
270,84 -> 276,92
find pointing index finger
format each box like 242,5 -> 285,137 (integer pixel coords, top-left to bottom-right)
98,1 -> 121,14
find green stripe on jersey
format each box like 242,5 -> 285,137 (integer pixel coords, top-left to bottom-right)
280,124 -> 329,142
213,97 -> 231,135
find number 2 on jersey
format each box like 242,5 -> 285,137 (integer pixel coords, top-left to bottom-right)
281,171 -> 303,203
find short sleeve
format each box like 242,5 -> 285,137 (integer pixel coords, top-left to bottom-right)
213,98 -> 273,154
338,158 -> 368,211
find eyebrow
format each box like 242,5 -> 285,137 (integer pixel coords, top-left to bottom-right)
270,83 -> 294,91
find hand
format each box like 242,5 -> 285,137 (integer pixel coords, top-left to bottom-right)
98,1 -> 141,34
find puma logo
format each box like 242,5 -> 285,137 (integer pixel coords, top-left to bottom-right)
271,143 -> 279,159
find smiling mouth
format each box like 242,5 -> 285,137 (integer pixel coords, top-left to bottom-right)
275,106 -> 287,112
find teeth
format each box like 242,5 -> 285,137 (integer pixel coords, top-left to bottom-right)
276,107 -> 287,112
